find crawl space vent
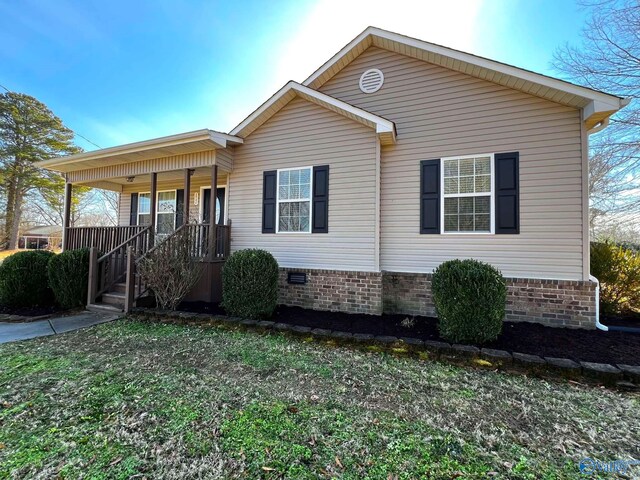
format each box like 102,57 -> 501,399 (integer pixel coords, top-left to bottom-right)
359,68 -> 384,93
287,272 -> 307,285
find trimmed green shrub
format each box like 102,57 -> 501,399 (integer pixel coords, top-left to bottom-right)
591,242 -> 640,315
0,250 -> 55,307
47,248 -> 90,309
432,259 -> 506,344
222,249 -> 279,319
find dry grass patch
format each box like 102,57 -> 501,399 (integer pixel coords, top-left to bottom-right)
0,319 -> 638,479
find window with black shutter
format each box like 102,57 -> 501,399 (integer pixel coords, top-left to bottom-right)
129,193 -> 138,226
262,170 -> 277,233
426,152 -> 520,235
494,152 -> 520,234
420,159 -> 440,234
263,165 -> 330,234
312,165 -> 329,233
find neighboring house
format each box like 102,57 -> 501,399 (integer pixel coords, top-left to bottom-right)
18,225 -> 62,250
40,27 -> 628,328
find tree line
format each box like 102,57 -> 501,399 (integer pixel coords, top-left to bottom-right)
0,92 -> 117,250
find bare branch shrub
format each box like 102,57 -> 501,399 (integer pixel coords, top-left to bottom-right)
138,228 -> 203,310
553,0 -> 640,240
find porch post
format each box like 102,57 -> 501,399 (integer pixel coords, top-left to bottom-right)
209,165 -> 218,258
183,169 -> 191,224
150,172 -> 157,244
62,182 -> 72,251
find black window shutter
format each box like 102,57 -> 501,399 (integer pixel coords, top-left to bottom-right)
175,189 -> 185,227
130,193 -> 138,226
262,170 -> 277,233
312,165 -> 329,233
420,159 -> 440,234
495,152 -> 520,234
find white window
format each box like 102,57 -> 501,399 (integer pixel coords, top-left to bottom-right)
156,191 -> 177,235
138,193 -> 151,226
277,167 -> 312,233
442,154 -> 494,233
138,190 -> 177,235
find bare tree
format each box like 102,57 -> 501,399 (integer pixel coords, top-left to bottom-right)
99,190 -> 119,226
23,187 -> 119,228
553,0 -> 640,239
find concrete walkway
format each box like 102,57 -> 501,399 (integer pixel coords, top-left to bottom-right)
0,311 -> 121,344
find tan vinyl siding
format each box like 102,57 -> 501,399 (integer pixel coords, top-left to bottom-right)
229,97 -> 378,271
117,174 -> 228,226
320,47 -> 585,280
216,147 -> 234,172
68,150 -> 218,183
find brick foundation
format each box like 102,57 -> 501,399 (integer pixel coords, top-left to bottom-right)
278,268 -> 382,315
278,268 -> 597,329
382,272 -> 597,329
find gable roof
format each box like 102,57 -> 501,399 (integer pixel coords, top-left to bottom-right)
22,225 -> 62,236
230,81 -> 397,145
303,26 -> 629,130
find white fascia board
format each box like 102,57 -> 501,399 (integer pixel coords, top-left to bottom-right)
229,81 -> 297,136
304,26 -> 626,108
230,81 -> 396,140
295,83 -> 394,131
40,129 -> 229,169
303,29 -> 372,88
209,131 -> 244,145
583,99 -> 626,122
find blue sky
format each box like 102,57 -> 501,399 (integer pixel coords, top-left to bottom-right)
0,0 -> 590,151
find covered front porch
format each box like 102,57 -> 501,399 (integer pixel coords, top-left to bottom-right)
40,129 -> 243,311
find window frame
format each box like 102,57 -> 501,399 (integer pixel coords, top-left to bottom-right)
137,189 -> 178,231
275,166 -> 313,234
440,153 -> 495,235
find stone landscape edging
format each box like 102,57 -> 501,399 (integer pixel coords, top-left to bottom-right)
0,313 -> 55,323
130,308 -> 639,389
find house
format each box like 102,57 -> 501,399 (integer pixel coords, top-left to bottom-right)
40,27 -> 628,328
18,225 -> 62,250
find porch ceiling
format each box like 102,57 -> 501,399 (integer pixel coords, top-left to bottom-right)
73,166 -> 226,192
39,129 -> 243,174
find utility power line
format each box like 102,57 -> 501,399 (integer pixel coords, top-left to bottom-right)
0,82 -> 103,149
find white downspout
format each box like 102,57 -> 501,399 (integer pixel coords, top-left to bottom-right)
589,274 -> 607,331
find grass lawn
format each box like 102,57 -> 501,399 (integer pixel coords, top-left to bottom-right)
0,319 -> 638,479
0,250 -> 21,262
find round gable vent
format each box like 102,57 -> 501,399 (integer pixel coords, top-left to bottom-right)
359,68 -> 384,94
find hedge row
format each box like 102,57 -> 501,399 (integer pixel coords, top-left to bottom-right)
0,249 -> 90,308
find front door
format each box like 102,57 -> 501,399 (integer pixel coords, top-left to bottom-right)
202,187 -> 225,225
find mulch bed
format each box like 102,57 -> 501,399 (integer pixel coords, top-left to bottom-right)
0,304 -> 65,322
602,311 -> 640,329
178,302 -> 640,365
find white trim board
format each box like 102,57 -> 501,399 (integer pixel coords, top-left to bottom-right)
230,81 -> 396,145
302,26 -> 628,130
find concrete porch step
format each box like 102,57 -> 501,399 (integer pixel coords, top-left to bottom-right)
111,282 -> 143,295
87,303 -> 123,314
101,292 -> 125,309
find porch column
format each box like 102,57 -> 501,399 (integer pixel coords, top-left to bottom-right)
209,165 -> 218,257
62,182 -> 72,251
150,172 -> 157,244
183,169 -> 191,224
